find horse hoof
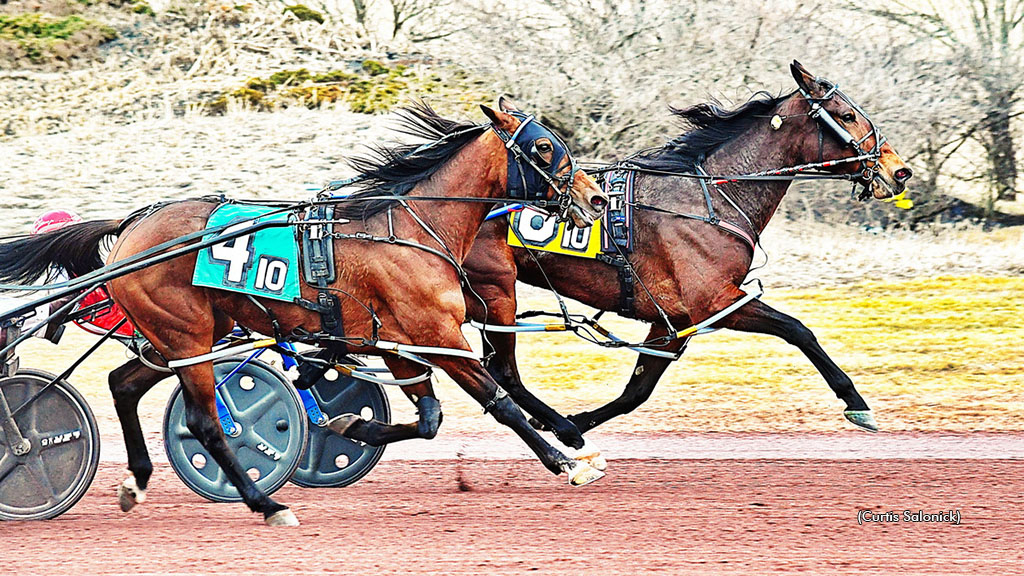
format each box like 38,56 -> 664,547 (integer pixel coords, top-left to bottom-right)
844,410 -> 878,432
327,413 -> 361,435
564,460 -> 605,487
265,509 -> 300,527
573,441 -> 607,471
117,474 -> 146,512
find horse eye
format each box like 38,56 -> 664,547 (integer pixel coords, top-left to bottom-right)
537,142 -> 552,153
841,113 -> 856,123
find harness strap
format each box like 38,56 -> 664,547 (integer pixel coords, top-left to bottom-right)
596,253 -> 636,318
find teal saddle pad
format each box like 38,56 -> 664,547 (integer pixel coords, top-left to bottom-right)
192,204 -> 300,302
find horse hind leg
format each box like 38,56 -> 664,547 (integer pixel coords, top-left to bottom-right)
108,354 -> 172,512
327,359 -> 441,445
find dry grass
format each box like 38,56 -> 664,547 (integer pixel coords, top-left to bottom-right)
13,275 -> 1022,443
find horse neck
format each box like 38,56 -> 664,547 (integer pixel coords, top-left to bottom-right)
403,132 -> 506,261
703,112 -> 808,234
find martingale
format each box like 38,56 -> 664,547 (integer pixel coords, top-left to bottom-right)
507,169 -> 635,258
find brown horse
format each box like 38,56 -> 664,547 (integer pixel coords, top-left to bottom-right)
0,101 -> 608,526
462,62 -> 914,449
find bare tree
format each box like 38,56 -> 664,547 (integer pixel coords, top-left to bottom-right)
850,0 -> 1023,202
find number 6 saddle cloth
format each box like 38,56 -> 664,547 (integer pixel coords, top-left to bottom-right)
507,169 -> 635,259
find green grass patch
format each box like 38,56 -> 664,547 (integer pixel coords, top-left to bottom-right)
206,60 -> 412,114
205,60 -> 493,115
0,13 -> 117,63
282,4 -> 324,24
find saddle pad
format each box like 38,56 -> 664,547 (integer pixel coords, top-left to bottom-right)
506,170 -> 635,259
507,207 -> 604,258
192,204 -> 300,302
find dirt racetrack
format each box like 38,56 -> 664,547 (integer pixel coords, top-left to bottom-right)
4,441 -> 1022,576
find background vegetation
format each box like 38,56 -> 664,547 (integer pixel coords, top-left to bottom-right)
2,0 -> 1023,227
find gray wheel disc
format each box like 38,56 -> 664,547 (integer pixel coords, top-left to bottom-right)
163,357 -> 307,503
0,370 -> 100,521
290,358 -> 389,488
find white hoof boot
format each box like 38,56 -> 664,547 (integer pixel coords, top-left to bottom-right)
327,413 -> 361,435
573,441 -> 608,472
265,509 -> 300,527
844,410 -> 878,432
118,474 -> 146,512
564,460 -> 605,487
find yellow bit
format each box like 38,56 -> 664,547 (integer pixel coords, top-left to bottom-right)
894,198 -> 914,209
881,191 -> 905,203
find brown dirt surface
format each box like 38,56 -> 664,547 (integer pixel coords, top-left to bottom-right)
3,457 -> 1022,576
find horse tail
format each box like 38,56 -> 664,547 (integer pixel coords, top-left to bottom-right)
0,219 -> 121,289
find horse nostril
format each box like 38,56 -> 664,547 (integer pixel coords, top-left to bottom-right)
590,196 -> 608,209
894,168 -> 912,182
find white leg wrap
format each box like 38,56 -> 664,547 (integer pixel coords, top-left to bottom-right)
563,460 -> 605,487
572,440 -> 608,472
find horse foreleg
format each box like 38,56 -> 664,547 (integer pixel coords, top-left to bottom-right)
567,326 -> 686,433
108,353 -> 172,512
431,354 -> 604,486
327,358 -> 438,445
715,298 -> 876,431
483,331 -> 584,449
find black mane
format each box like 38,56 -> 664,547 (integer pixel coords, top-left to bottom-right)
337,101 -> 489,220
631,90 -> 794,172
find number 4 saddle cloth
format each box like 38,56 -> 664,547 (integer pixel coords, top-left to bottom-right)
192,203 -> 301,302
507,169 -> 634,259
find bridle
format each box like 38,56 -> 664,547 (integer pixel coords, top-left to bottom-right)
490,111 -> 581,221
796,78 -> 889,200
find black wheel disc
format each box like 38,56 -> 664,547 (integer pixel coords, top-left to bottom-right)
163,357 -> 307,503
0,370 -> 100,521
290,358 -> 389,488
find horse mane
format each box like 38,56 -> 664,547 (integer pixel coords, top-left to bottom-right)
337,101 -> 490,220
631,90 -> 795,172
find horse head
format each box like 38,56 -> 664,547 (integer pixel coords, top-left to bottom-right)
784,60 -> 913,201
481,97 -> 607,228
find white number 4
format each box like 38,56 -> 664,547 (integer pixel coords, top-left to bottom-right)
210,223 -> 253,284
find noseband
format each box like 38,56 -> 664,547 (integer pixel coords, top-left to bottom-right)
797,80 -> 888,200
491,112 -> 581,221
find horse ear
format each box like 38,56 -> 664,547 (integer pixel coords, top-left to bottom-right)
790,60 -> 823,97
498,95 -> 520,113
480,104 -> 517,130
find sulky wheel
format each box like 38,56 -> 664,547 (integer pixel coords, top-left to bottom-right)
163,357 -> 307,503
0,370 -> 100,521
289,357 -> 390,488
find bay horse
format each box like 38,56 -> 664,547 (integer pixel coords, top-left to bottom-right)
0,101 -> 608,526
462,62 -> 914,449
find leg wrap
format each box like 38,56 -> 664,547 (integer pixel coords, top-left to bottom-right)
482,386 -> 509,415
416,396 -> 442,439
293,361 -> 329,391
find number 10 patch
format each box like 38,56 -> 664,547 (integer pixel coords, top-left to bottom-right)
193,204 -> 301,302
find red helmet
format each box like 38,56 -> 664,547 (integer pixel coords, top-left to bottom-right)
32,209 -> 82,235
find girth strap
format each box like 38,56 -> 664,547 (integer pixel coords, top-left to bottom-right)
596,253 -> 636,318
